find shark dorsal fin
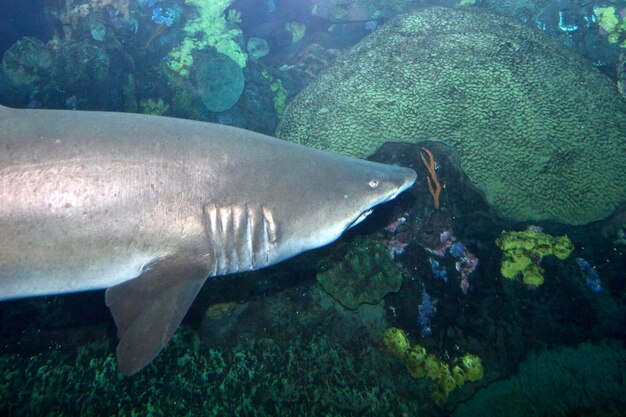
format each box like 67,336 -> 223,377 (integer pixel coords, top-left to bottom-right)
105,255 -> 210,375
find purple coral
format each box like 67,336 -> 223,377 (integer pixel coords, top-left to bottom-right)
418,288 -> 437,336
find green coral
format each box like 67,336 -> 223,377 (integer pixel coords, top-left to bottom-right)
496,229 -> 573,286
316,236 -> 403,310
1,37 -> 52,87
285,21 -> 306,44
262,70 -> 288,116
168,0 -> 246,77
595,6 -> 626,48
277,7 -> 626,225
53,40 -> 110,91
139,98 -> 169,115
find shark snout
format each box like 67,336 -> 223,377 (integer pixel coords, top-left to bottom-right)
348,165 -> 416,230
385,165 -> 417,201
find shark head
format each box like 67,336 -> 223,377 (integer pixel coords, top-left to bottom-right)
266,150 -> 417,265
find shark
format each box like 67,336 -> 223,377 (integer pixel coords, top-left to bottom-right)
0,105 -> 416,375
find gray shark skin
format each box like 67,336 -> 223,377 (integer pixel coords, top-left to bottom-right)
0,105 -> 416,375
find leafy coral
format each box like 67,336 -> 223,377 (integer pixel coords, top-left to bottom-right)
316,236 -> 404,310
1,37 -> 52,87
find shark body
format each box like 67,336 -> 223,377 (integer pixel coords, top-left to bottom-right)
0,105 -> 416,375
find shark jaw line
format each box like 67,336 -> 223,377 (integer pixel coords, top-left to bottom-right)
347,173 -> 415,230
346,186 -> 411,231
347,209 -> 373,230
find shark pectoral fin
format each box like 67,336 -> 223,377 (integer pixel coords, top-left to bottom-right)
104,255 -> 211,376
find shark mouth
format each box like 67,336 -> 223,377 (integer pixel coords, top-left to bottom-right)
346,171 -> 415,231
347,209 -> 373,230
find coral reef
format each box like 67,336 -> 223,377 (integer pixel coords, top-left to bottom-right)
316,236 -> 404,310
285,21 -> 306,44
617,53 -> 626,99
453,341 -> 626,417
417,288 -> 437,336
139,97 -> 169,115
1,37 -> 52,87
261,70 -> 287,116
276,7 -> 626,225
53,40 -> 111,93
0,313 -> 426,416
496,229 -> 573,286
59,0 -> 131,40
481,0 -> 550,22
576,258 -> 603,293
383,327 -> 484,405
310,0 -> 417,22
167,0 -> 246,77
595,6 -> 626,48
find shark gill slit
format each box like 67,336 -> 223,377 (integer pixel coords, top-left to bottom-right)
204,204 -> 276,276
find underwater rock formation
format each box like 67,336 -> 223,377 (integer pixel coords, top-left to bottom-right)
53,40 -> 111,92
277,7 -> 626,225
1,37 -> 52,87
246,37 -> 270,59
452,341 -> 626,417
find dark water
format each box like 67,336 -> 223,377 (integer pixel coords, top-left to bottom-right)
1,1 -> 625,416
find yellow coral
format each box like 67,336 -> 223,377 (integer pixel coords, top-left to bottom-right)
459,354 -> 484,382
521,263 -> 545,286
405,345 -> 428,378
496,229 -> 573,286
499,248 -> 532,279
285,21 -> 306,43
596,6 -> 619,34
205,301 -> 236,319
595,6 -> 626,48
382,329 -> 484,405
382,327 -> 411,359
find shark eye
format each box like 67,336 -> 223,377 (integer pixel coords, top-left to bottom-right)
368,179 -> 379,188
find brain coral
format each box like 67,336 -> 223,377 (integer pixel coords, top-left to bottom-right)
276,7 -> 626,225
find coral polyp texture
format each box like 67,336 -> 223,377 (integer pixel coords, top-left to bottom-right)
496,229 -> 574,286
383,327 -> 484,405
276,7 -> 626,225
